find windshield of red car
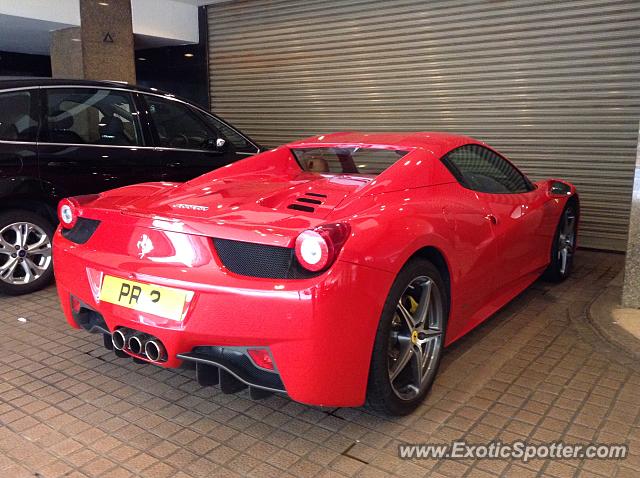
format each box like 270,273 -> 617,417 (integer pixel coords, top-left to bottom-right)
291,147 -> 409,175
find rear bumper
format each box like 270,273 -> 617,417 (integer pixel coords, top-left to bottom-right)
53,229 -> 394,407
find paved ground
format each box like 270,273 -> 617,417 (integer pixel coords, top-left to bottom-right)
588,270 -> 640,362
0,250 -> 638,478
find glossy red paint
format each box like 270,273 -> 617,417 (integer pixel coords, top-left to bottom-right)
53,132 -> 577,407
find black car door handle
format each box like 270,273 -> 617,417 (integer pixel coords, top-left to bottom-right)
47,161 -> 78,167
166,161 -> 183,168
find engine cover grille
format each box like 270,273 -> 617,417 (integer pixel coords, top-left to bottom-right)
213,238 -> 320,279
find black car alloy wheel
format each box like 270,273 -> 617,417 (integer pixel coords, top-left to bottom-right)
0,211 -> 54,295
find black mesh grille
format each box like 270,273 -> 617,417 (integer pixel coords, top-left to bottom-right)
213,238 -> 320,279
61,218 -> 101,244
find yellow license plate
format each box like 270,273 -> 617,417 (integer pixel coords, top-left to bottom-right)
99,275 -> 187,321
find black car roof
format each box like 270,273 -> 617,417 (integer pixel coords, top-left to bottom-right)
0,78 -> 166,95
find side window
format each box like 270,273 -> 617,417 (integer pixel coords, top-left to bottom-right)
45,88 -> 142,146
201,114 -> 255,152
444,145 -> 532,194
0,90 -> 38,142
145,95 -> 216,150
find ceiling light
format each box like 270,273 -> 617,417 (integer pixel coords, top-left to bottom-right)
98,2 -> 109,5
137,57 -> 147,61
184,53 -> 194,58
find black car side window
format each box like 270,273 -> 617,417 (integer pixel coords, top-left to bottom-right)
145,95 -> 219,150
0,90 -> 38,142
201,114 -> 255,152
443,145 -> 533,194
44,88 -> 143,146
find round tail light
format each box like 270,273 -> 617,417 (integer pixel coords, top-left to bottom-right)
57,194 -> 100,229
294,223 -> 351,272
58,198 -> 78,229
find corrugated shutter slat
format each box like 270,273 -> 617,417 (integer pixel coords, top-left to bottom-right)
208,0 -> 640,251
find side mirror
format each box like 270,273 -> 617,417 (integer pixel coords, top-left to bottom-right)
205,137 -> 228,152
548,180 -> 571,197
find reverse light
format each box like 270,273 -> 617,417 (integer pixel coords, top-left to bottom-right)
294,223 -> 351,272
247,349 -> 274,371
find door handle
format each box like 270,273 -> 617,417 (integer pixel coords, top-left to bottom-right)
485,214 -> 498,225
166,161 -> 183,168
47,161 -> 78,167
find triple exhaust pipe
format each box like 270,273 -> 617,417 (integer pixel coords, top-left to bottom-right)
112,328 -> 167,362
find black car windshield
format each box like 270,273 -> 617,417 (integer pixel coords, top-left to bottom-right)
291,147 -> 410,175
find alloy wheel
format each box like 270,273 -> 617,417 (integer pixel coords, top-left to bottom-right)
558,208 -> 576,275
0,222 -> 52,285
387,275 -> 444,400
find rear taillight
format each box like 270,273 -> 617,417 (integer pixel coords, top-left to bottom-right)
57,194 -> 99,229
58,198 -> 78,229
294,223 -> 351,272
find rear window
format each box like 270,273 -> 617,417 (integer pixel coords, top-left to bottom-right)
292,147 -> 409,175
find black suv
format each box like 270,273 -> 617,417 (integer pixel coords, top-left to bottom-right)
0,79 -> 261,295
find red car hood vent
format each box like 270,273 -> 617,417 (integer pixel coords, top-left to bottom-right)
286,192 -> 327,213
119,174 -> 371,223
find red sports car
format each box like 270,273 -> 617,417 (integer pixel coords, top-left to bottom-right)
53,132 -> 578,415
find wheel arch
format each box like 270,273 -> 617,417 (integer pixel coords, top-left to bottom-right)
0,177 -> 58,225
0,195 -> 57,225
567,193 -> 580,216
566,193 -> 580,245
405,245 -> 452,315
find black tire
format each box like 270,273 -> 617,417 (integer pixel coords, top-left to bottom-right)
0,210 -> 55,296
366,258 -> 449,415
543,202 -> 578,283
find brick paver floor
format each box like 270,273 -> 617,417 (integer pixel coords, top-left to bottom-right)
0,250 -> 638,477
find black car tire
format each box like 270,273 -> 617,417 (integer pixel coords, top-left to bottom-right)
366,258 -> 448,415
543,202 -> 578,283
0,210 -> 55,296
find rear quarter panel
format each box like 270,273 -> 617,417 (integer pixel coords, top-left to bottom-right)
335,181 -> 505,344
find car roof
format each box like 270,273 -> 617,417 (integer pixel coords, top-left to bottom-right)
0,77 -> 166,96
287,131 -> 481,151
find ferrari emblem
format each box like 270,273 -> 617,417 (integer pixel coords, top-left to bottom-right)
411,330 -> 419,344
136,234 -> 154,259
172,203 -> 209,211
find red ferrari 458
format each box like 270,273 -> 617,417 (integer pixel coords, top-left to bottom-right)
53,132 -> 578,415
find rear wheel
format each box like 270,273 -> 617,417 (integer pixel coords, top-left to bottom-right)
366,259 -> 448,415
543,203 -> 577,282
0,210 -> 54,295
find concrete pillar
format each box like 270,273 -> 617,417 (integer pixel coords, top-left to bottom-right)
50,0 -> 136,83
50,27 -> 84,79
622,123 -> 640,308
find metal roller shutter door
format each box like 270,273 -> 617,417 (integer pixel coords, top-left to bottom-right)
207,0 -> 640,251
